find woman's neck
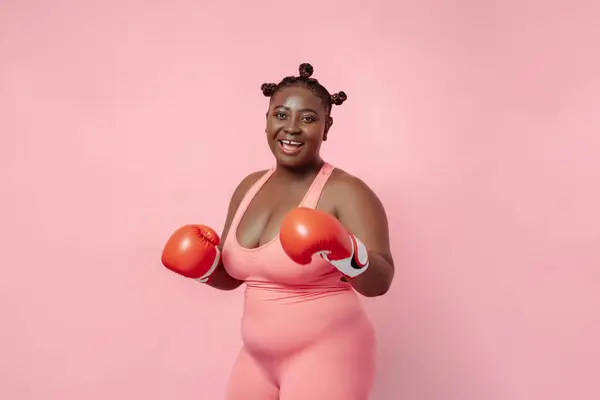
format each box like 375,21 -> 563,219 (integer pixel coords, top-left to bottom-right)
274,158 -> 324,181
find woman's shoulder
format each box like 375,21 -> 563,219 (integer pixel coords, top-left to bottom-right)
230,169 -> 269,202
328,166 -> 373,194
324,165 -> 384,210
239,169 -> 270,187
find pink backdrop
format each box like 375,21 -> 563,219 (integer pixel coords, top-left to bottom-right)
1,1 -> 599,399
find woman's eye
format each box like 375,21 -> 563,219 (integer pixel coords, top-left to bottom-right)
302,116 -> 316,123
275,112 -> 286,119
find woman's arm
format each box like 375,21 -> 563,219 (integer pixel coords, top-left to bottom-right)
334,175 -> 395,297
204,171 -> 266,291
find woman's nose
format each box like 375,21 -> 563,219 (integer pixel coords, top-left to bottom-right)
284,118 -> 301,134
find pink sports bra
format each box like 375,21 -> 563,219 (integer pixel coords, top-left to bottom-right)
221,162 -> 351,291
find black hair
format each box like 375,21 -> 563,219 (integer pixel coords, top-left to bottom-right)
260,63 -> 347,115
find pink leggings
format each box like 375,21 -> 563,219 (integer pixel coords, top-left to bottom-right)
226,322 -> 376,399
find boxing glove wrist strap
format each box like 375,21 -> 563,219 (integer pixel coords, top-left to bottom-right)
322,235 -> 370,278
195,248 -> 221,283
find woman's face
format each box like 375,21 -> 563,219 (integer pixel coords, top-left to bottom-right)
265,85 -> 332,169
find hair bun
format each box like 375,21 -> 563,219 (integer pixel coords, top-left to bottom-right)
330,91 -> 348,106
299,63 -> 314,78
261,82 -> 277,97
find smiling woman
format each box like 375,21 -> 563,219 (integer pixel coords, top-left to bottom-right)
260,63 -> 347,168
161,63 -> 395,399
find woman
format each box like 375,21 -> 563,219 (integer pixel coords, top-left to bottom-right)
162,63 -> 395,399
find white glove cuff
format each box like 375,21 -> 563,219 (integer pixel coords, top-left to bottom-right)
324,235 -> 369,278
196,247 -> 221,283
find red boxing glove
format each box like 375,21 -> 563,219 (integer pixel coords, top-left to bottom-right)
161,225 -> 221,283
280,207 -> 369,278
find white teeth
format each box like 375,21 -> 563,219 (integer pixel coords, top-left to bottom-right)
281,140 -> 303,146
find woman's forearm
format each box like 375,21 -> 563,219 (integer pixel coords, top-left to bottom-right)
205,264 -> 243,291
349,251 -> 394,297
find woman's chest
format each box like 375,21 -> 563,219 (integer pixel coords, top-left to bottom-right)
236,181 -> 337,250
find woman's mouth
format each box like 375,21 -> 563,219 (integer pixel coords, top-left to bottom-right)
278,139 -> 304,155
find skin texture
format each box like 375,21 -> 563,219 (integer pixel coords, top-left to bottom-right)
207,85 -> 395,297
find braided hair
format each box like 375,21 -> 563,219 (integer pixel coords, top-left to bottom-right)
260,63 -> 347,115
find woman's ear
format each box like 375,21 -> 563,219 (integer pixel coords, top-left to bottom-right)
265,110 -> 269,133
323,117 -> 333,141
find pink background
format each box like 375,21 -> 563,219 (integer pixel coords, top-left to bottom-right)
1,1 -> 599,399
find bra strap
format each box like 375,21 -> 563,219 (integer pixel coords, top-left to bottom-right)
301,162 -> 335,209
